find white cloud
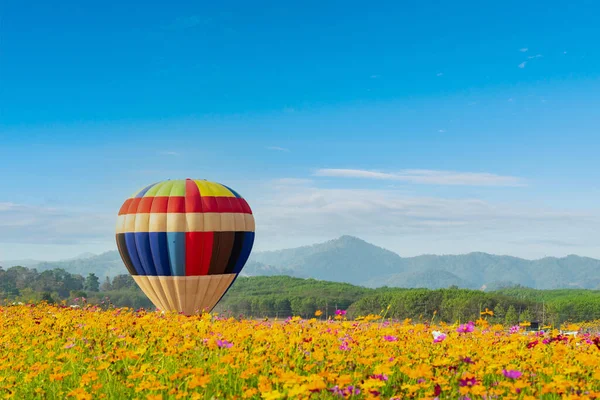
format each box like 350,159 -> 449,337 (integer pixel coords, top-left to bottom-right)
438,129 -> 446,133
527,54 -> 543,59
313,168 -> 526,187
518,62 -> 527,68
159,151 -> 180,156
266,146 -> 290,152
0,203 -> 113,246
520,48 -> 528,52
250,184 -> 600,257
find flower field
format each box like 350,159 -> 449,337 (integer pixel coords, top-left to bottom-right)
1,304 -> 600,399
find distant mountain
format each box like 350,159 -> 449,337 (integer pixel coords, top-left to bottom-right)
365,269 -> 476,290
247,236 -> 600,290
3,235 -> 600,290
28,251 -> 129,279
0,259 -> 44,268
250,235 -> 406,284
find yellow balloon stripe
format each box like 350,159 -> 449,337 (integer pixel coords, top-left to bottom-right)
116,213 -> 255,234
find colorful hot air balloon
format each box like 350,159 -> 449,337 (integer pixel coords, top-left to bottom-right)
115,179 -> 254,315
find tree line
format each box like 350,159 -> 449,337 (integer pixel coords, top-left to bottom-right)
0,266 -> 152,309
2,266 -> 600,324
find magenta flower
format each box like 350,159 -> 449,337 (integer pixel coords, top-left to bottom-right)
216,339 -> 233,348
329,385 -> 344,396
433,332 -> 447,343
383,335 -> 398,342
509,325 -> 520,334
335,309 -> 347,316
457,321 -> 475,333
370,374 -> 388,381
459,376 -> 478,387
502,369 -> 522,379
339,342 -> 350,351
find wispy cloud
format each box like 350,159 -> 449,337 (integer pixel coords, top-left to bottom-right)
313,168 -> 526,187
159,151 -> 180,156
519,48 -> 529,52
0,203 -> 113,245
436,72 -> 444,77
527,54 -> 543,59
518,61 -> 527,69
267,146 -> 290,152
250,185 -> 598,256
508,238 -> 578,247
438,129 -> 446,133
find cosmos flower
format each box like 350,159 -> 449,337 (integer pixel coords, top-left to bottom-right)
457,322 -> 475,333
502,369 -> 523,379
216,339 -> 233,348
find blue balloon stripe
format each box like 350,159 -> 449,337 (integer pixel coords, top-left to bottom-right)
232,232 -> 255,274
134,232 -> 158,276
167,232 -> 186,276
124,232 -> 147,275
149,232 -> 172,276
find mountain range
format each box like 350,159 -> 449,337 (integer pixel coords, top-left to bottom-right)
2,235 -> 600,290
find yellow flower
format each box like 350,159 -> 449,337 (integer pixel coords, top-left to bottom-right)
187,375 -> 210,389
314,310 -> 323,316
261,390 -> 283,400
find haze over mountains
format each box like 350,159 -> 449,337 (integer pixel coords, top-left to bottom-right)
2,236 -> 600,290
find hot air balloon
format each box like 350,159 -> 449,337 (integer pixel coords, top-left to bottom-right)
115,179 -> 254,315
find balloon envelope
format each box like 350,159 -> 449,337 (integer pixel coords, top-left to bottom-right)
115,179 -> 254,314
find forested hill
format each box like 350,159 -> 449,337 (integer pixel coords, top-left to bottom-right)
3,235 -> 600,290
2,267 -> 600,325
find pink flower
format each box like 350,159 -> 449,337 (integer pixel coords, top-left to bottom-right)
216,339 -> 233,348
383,335 -> 398,342
457,322 -> 475,333
339,342 -> 350,351
433,331 -> 447,343
502,369 -> 522,379
370,374 -> 388,381
335,309 -> 347,316
509,325 -> 520,334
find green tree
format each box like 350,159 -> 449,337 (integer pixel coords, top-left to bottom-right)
505,305 -> 518,326
520,308 -> 533,323
493,304 -> 506,319
100,276 -> 112,292
111,275 -> 136,291
41,292 -> 54,304
274,298 -> 292,318
84,273 -> 100,292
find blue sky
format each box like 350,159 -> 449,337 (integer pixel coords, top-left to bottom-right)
1,0 -> 599,261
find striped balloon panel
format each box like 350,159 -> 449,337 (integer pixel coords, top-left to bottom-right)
115,179 -> 255,277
